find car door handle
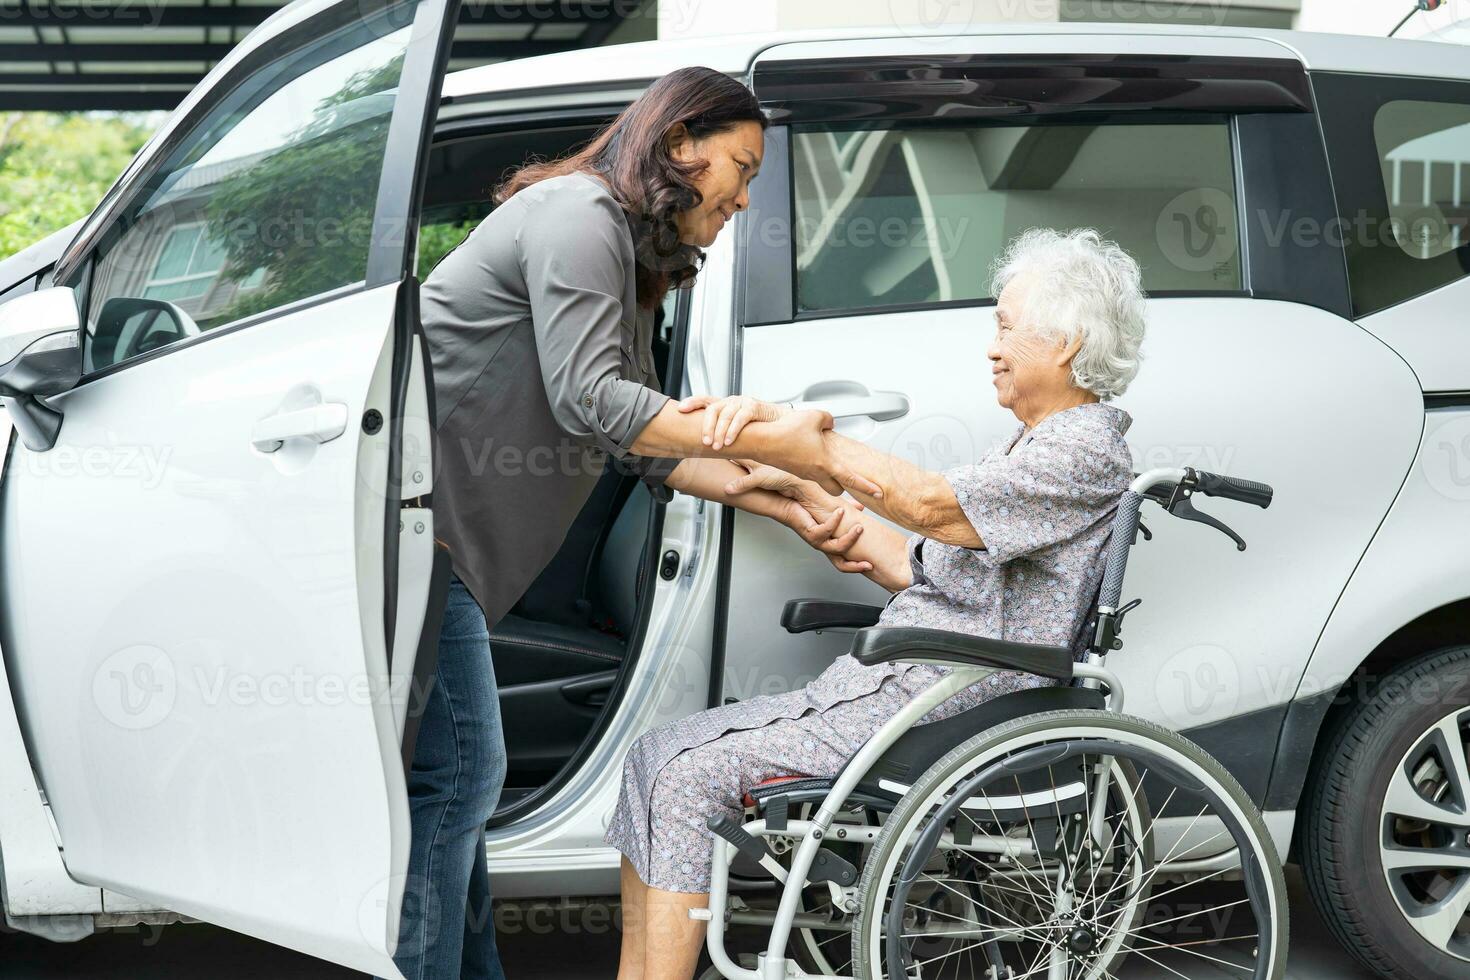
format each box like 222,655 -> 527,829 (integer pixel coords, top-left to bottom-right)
251,402 -> 349,453
793,383 -> 910,422
561,671 -> 617,708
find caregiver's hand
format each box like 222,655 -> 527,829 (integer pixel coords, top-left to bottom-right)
723,460 -> 854,521
796,509 -> 874,575
676,395 -> 789,451
730,462 -> 873,574
754,410 -> 884,498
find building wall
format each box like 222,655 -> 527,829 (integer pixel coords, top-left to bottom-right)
1296,0 -> 1468,38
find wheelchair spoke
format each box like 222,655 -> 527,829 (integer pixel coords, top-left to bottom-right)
913,931 -> 1063,977
1104,805 -> 1226,917
902,920 -> 1048,940
973,785 -> 1060,903
1107,896 -> 1251,944
1106,860 -> 1234,912
1121,943 -> 1196,980
916,872 -> 1040,935
1101,823 -> 1231,926
1073,767 -> 1155,917
1121,934 -> 1260,973
856,723 -> 1282,980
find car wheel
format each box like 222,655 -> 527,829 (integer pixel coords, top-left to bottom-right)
1302,645 -> 1470,979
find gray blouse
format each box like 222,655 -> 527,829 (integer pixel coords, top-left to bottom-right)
421,171 -> 678,628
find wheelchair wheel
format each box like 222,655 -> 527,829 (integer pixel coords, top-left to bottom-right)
851,709 -> 1288,980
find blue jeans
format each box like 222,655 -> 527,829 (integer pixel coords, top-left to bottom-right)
386,574 -> 509,980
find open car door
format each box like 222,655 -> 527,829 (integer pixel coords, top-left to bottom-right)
0,0 -> 458,974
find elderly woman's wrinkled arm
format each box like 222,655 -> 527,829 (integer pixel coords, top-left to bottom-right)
810,430 -> 985,549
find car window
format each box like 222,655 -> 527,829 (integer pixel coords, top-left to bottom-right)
81,4 -> 420,374
1373,99 -> 1470,260
1315,73 -> 1470,317
417,202 -> 491,282
790,120 -> 1239,315
415,123 -> 607,282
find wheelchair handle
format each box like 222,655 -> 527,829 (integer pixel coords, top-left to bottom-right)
1191,469 -> 1274,509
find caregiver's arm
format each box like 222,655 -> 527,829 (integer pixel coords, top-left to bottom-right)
661,458 -> 866,553
516,183 -> 875,501
629,401 -> 881,498
629,393 -> 975,547
723,464 -> 913,592
817,431 -> 985,549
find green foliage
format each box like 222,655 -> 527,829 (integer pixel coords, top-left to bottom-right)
202,54 -> 405,327
416,207 -> 488,282
0,112 -> 156,259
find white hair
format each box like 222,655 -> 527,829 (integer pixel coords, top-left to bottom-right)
990,228 -> 1146,401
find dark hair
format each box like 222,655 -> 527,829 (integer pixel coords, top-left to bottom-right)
494,66 -> 768,310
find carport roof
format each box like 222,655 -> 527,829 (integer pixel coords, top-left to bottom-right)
0,0 -> 631,110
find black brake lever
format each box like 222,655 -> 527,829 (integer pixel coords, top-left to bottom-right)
1168,494 -> 1247,551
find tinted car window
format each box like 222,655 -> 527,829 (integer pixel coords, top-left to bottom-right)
791,120 -> 1239,315
82,5 -> 418,373
1315,72 -> 1470,317
415,123 -> 606,281
1374,99 -> 1470,262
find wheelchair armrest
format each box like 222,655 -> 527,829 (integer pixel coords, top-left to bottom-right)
781,598 -> 884,634
850,627 -> 1075,681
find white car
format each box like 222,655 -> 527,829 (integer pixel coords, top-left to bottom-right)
1,5 -> 1469,979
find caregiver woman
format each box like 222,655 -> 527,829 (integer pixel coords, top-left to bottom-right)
390,68 -> 853,980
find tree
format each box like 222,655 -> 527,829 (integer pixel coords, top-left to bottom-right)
202,54 -> 406,325
0,112 -> 156,259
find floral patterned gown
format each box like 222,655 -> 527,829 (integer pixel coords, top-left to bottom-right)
604,401 -> 1135,892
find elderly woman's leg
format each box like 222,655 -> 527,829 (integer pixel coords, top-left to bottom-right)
617,856 -> 649,980
642,885 -> 709,980
607,673 -> 941,978
612,733 -> 719,980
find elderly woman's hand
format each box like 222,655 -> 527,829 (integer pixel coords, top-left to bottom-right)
724,461 -> 874,573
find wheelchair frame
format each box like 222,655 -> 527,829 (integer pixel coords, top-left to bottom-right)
694,466 -> 1275,980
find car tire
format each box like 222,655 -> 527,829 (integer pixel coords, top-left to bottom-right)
1301,645 -> 1470,979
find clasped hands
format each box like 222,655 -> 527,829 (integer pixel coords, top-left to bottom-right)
677,394 -> 878,574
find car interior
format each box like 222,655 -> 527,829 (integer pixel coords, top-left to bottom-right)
791,119 -> 1241,313
418,116 -> 677,815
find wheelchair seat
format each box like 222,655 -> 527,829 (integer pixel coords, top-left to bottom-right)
744,684 -> 1104,814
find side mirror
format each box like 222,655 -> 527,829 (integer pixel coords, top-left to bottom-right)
0,286 -> 83,452
92,295 -> 199,367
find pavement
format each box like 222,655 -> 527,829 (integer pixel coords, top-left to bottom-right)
0,866 -> 1380,979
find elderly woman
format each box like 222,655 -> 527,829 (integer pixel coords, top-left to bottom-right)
605,227 -> 1148,980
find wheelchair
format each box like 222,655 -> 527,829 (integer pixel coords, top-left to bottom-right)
694,467 -> 1288,980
